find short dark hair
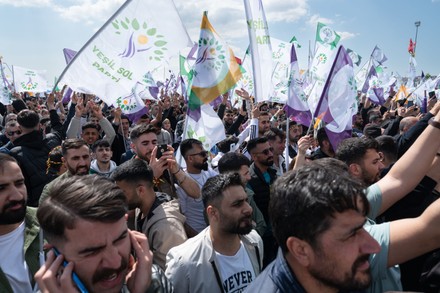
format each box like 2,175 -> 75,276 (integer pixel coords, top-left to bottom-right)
247,137 -> 268,154
17,109 -> 40,129
180,138 -> 203,158
0,153 -> 18,172
316,127 -> 329,147
81,121 -> 100,132
264,127 -> 285,142
61,138 -> 89,156
130,123 -> 156,141
270,163 -> 368,253
218,152 -> 250,174
92,139 -> 111,152
37,175 -> 128,243
336,137 -> 379,166
376,135 -> 397,163
111,159 -> 154,187
202,173 -> 243,209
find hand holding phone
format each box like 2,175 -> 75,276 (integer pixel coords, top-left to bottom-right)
34,248 -> 88,293
156,144 -> 168,159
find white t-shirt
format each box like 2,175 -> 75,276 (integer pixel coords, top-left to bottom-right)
175,168 -> 218,232
0,221 -> 33,293
215,242 -> 256,293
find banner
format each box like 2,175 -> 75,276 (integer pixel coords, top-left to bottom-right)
57,0 -> 192,109
269,37 -> 292,104
13,66 -> 48,93
244,0 -> 273,102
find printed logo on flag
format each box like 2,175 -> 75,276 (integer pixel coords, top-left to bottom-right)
116,94 -> 138,111
317,53 -> 327,64
112,17 -> 168,62
20,77 -> 38,91
319,26 -> 337,45
196,34 -> 227,72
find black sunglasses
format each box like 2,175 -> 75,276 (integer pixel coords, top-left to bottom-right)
254,147 -> 274,156
188,150 -> 208,157
7,130 -> 22,136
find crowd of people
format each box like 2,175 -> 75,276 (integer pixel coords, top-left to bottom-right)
0,86 -> 440,293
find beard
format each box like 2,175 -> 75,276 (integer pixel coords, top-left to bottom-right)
309,252 -> 372,291
194,161 -> 208,171
68,164 -> 90,176
260,157 -> 274,167
221,214 -> 253,235
0,199 -> 26,225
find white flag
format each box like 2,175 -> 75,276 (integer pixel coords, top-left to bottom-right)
13,66 -> 48,93
269,37 -> 292,104
244,0 -> 274,103
185,104 -> 226,152
58,0 -> 192,109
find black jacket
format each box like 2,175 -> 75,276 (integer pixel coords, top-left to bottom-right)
10,130 -> 62,207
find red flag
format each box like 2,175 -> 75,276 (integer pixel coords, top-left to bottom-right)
408,38 -> 416,57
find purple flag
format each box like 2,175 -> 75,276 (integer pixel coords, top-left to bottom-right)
361,65 -> 375,93
125,106 -> 148,124
62,48 -> 77,103
285,44 -> 312,127
314,46 -> 358,151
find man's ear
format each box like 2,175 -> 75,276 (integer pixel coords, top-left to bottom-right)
286,236 -> 314,267
348,163 -> 362,177
206,205 -> 218,221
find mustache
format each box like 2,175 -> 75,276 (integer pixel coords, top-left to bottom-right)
352,254 -> 370,272
92,255 -> 128,284
4,199 -> 26,211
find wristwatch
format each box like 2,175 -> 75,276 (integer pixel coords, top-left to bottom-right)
428,117 -> 440,130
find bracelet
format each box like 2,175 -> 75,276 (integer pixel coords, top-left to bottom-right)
177,175 -> 187,185
428,117 -> 440,130
172,167 -> 181,175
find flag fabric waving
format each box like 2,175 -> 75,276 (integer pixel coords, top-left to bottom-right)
13,66 -> 48,93
306,22 -> 341,117
243,0 -> 274,103
314,46 -> 358,151
0,61 -> 12,105
188,11 -> 242,109
346,48 -> 362,67
408,38 -> 416,57
286,44 -> 312,126
371,45 -> 387,65
270,37 -> 292,104
57,0 -> 192,109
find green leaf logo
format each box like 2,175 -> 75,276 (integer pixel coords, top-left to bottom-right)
112,17 -> 168,61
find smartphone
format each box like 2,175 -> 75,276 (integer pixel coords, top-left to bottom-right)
53,248 -> 88,293
156,144 -> 168,159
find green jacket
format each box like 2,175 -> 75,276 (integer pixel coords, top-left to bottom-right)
0,207 -> 41,293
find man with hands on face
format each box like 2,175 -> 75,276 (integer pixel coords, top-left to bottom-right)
35,175 -> 173,293
129,124 -> 200,199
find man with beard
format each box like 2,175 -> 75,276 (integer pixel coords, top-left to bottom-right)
287,120 -> 303,159
35,175 -> 173,293
112,159 -> 187,270
129,124 -> 200,200
90,139 -> 117,178
165,173 -> 263,293
247,137 -> 278,267
177,138 -> 218,235
246,163 -> 381,293
39,138 -> 91,204
0,154 -> 41,293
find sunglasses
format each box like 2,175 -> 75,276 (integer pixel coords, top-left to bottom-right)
254,147 -> 274,156
188,150 -> 208,157
7,130 -> 22,136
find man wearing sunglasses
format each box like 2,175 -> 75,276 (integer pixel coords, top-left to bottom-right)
0,121 -> 22,154
247,137 -> 279,268
178,138 -> 218,236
